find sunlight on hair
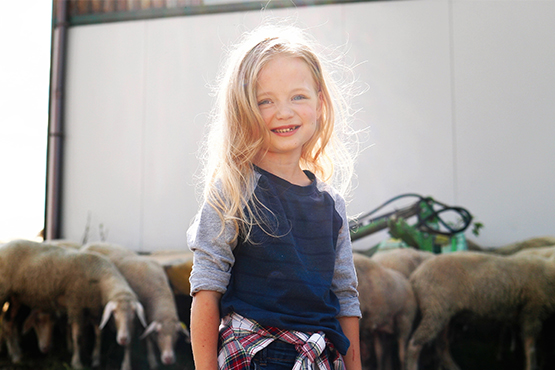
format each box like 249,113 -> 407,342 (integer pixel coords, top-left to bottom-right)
194,19 -> 365,244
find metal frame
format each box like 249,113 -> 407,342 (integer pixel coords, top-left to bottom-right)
59,0 -> 382,26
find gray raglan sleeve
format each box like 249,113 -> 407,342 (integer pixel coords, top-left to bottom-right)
329,189 -> 362,318
187,200 -> 237,296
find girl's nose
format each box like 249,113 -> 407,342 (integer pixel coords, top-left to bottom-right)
275,102 -> 294,119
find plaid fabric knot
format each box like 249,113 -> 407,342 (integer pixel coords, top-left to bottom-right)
292,333 -> 327,370
218,313 -> 345,370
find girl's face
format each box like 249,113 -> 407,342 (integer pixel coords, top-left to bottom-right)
255,55 -> 322,163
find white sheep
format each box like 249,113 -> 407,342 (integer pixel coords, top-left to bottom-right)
0,299 -> 23,363
490,236 -> 555,255
515,245 -> 555,259
406,251 -> 555,370
0,297 -> 56,360
0,239 -> 146,369
148,250 -> 194,296
82,242 -> 190,370
21,308 -> 56,354
45,239 -> 82,249
353,253 -> 417,370
371,247 -> 435,278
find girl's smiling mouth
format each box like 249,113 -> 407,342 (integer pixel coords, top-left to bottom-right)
272,125 -> 300,134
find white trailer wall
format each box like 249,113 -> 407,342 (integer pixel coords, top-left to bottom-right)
62,0 -> 555,252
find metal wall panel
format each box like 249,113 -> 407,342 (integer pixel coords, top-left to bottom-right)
62,0 -> 555,251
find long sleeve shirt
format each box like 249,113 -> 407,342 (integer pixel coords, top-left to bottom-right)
188,166 -> 361,355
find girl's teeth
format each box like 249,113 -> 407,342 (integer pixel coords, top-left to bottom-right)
274,127 -> 297,133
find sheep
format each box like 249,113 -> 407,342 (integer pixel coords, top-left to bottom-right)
0,298 -> 23,363
163,258 -> 194,296
44,239 -> 82,249
353,252 -> 417,370
0,296 -> 57,358
406,251 -> 555,370
371,248 -> 435,278
515,245 -> 555,259
82,242 -> 190,370
21,308 -> 56,354
0,239 -> 147,369
148,250 -> 194,296
490,236 -> 555,255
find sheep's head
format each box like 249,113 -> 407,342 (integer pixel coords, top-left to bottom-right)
23,309 -> 55,353
100,299 -> 147,346
140,319 -> 190,365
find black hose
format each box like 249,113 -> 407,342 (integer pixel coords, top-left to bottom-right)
350,193 -> 473,237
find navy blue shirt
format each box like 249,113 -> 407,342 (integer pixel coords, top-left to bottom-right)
220,167 -> 349,354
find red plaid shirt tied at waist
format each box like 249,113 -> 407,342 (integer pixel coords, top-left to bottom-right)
218,313 -> 346,370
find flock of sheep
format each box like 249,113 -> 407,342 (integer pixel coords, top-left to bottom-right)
0,239 -> 191,370
2,235 -> 555,370
355,236 -> 555,370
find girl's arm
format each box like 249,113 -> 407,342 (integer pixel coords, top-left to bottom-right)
338,316 -> 362,370
190,290 -> 223,370
327,189 -> 361,370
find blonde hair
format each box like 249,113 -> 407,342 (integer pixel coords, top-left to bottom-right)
198,22 -> 359,243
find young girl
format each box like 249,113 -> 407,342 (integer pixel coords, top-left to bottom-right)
187,22 -> 361,370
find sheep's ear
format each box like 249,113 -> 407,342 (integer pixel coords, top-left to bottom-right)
139,321 -> 160,340
22,310 -> 39,334
134,302 -> 147,327
179,322 -> 191,343
100,301 -> 117,329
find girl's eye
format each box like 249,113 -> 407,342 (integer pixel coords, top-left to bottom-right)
292,95 -> 306,101
258,99 -> 271,106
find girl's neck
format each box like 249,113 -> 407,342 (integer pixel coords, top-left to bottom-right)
254,158 -> 312,186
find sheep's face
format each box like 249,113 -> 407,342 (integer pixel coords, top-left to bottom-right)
101,299 -> 146,347
156,321 -> 182,365
141,319 -> 189,365
22,309 -> 55,354
32,311 -> 55,353
110,300 -> 136,346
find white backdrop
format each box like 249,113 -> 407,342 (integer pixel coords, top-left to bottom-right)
61,0 -> 555,252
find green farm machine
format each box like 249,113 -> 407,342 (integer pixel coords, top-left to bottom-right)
349,194 -> 478,256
